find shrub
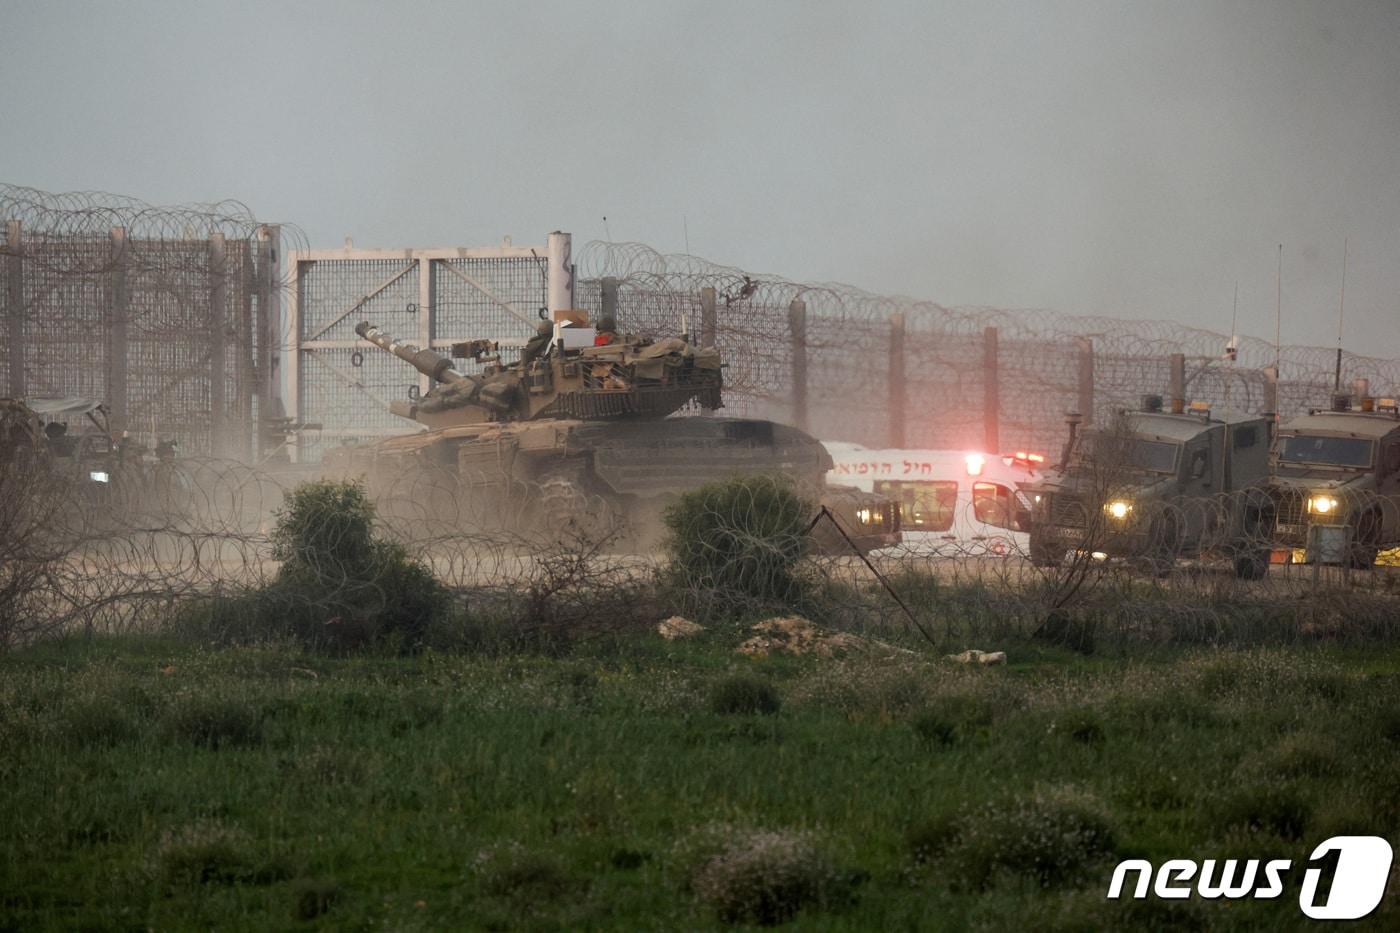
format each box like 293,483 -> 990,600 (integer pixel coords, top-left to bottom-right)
1213,785 -> 1310,840
260,480 -> 449,652
911,713 -> 958,746
291,878 -> 341,921
905,812 -> 961,863
710,675 -> 782,716
1054,709 -> 1106,746
62,698 -> 139,747
677,826 -> 844,925
163,695 -> 263,749
1261,733 -> 1340,778
663,475 -> 813,614
153,822 -> 285,886
944,788 -> 1118,889
910,693 -> 999,744
472,843 -> 576,901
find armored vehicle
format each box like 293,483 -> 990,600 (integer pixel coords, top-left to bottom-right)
323,319 -> 900,552
1025,396 -> 1273,577
0,397 -> 122,489
1263,396 -> 1400,568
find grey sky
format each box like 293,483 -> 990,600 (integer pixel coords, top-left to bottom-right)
4,0 -> 1398,354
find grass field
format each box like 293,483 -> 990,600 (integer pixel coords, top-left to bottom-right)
3,627 -> 1399,931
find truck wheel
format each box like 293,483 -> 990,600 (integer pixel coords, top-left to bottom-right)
1348,509 -> 1381,570
1232,550 -> 1268,580
1028,532 -> 1063,567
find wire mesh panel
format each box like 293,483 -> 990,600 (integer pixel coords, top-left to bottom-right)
574,241 -> 1400,458
0,185 -> 288,459
433,257 -> 546,343
288,248 -> 560,458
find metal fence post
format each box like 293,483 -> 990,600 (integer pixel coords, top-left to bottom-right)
1169,352 -> 1186,406
1076,337 -> 1094,427
700,286 -> 717,415
788,298 -> 808,432
601,276 -> 620,325
238,241 -> 256,451
889,313 -> 906,447
106,227 -> 130,433
983,325 -> 999,453
700,285 -> 717,350
5,220 -> 23,398
208,233 -> 227,457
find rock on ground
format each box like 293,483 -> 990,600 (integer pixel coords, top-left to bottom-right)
945,649 -> 1007,665
736,615 -> 908,659
658,616 -> 705,640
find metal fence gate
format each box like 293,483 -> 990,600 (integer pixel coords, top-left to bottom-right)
286,233 -> 573,461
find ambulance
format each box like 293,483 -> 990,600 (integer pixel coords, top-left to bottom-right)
822,442 -> 1043,556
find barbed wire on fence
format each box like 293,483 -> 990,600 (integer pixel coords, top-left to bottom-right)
575,240 -> 1400,457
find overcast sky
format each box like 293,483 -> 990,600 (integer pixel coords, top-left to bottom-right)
4,0 -> 1398,354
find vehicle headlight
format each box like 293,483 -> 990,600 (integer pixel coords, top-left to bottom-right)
1308,494 -> 1339,516
856,508 -> 872,524
1105,500 -> 1132,520
89,470 -> 110,484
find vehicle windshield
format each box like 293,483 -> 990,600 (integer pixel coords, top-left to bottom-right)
1080,435 -> 1180,474
1277,435 -> 1374,468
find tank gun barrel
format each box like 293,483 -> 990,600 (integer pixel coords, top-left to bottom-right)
355,322 -> 467,385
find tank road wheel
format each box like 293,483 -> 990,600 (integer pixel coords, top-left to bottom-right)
1348,509 -> 1382,571
536,464 -> 619,546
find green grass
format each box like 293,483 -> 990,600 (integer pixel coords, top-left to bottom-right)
3,634 -> 1400,930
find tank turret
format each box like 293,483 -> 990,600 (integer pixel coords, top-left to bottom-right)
355,318 -> 722,429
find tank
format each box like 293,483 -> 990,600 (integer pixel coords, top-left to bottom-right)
323,319 -> 900,552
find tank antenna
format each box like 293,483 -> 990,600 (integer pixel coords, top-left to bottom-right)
1334,237 -> 1348,392
1274,244 -> 1283,386
529,247 -> 548,319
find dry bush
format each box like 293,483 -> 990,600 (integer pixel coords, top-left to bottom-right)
673,825 -> 847,925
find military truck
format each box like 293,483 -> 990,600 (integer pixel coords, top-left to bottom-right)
323,319 -> 900,553
1263,395 -> 1400,569
1025,396 -> 1273,577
